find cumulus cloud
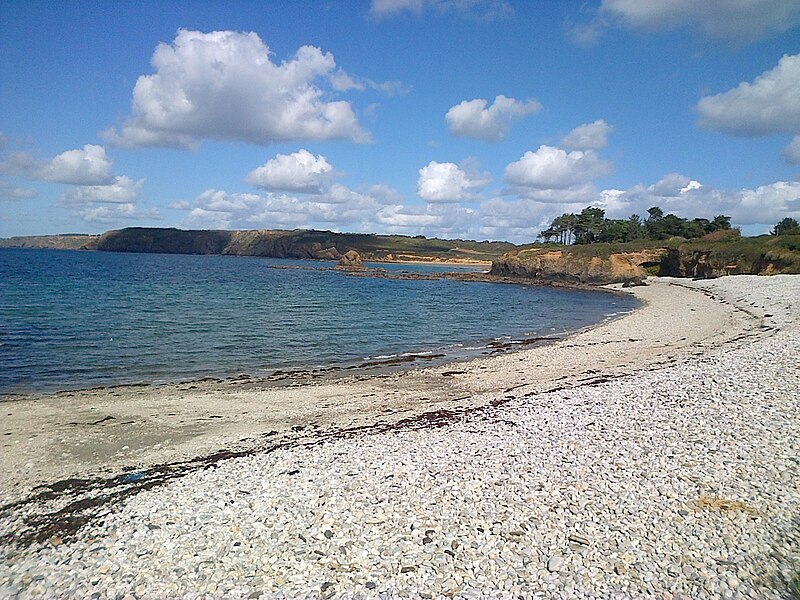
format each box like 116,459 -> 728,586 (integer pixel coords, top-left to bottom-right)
60,176 -> 145,205
0,144 -> 114,185
504,145 -> 612,191
103,29 -> 370,149
417,160 -> 491,203
560,119 -> 613,150
59,176 -> 156,225
570,0 -> 800,45
370,0 -> 513,20
697,54 -> 800,137
245,150 -> 339,194
445,95 -> 542,142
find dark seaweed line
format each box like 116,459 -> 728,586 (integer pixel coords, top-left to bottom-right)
0,373 -> 633,550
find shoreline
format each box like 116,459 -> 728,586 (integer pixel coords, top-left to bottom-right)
2,275 -> 798,598
0,278 -> 761,506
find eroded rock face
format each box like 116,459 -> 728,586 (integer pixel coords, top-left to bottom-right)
337,249 -> 364,269
490,248 -> 668,285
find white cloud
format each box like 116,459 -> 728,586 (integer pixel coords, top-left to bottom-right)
78,203 -> 139,224
60,176 -> 145,205
245,150 -> 339,194
596,174 -> 800,228
61,176 -> 157,225
417,160 -> 490,203
646,172 -> 699,197
697,54 -> 800,137
103,29 -> 370,149
504,145 -> 612,190
366,183 -> 405,204
0,144 -> 114,185
445,95 -> 541,142
370,0 -> 513,20
560,119 -> 613,150
785,135 -> 800,166
168,199 -> 192,210
43,145 -> 114,185
571,0 -> 800,45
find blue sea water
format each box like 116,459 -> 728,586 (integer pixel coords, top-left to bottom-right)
0,248 -> 639,394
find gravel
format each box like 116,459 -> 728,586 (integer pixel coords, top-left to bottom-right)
1,275 -> 798,599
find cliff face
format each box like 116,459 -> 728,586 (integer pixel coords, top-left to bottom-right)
83,228 -> 516,262
491,236 -> 800,285
490,249 -> 667,285
90,228 -> 233,254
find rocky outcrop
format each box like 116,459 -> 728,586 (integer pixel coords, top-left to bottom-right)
337,250 -> 364,269
490,248 -> 667,286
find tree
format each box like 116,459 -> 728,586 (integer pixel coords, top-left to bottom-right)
645,206 -> 666,239
771,217 -> 800,236
574,207 -> 605,244
710,215 -> 732,232
627,214 -> 644,240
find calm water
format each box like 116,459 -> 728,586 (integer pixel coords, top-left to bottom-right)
0,248 -> 638,394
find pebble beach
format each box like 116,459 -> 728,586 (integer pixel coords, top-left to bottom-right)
1,275 -> 798,599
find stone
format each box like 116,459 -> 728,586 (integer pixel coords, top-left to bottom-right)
337,250 -> 364,269
547,554 -> 565,573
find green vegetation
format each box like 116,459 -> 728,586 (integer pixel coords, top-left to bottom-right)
771,217 -> 800,236
538,206 -> 734,244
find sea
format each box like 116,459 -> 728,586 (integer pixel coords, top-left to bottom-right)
0,248 -> 639,395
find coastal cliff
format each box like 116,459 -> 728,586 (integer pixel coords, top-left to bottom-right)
85,227 -> 516,263
4,228 -> 799,283
491,234 -> 800,285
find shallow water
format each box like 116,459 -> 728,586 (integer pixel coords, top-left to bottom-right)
0,248 -> 638,394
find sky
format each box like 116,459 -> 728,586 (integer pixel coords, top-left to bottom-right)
1,0 -> 799,243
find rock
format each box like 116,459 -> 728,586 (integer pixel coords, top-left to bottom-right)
547,554 -> 565,573
365,581 -> 377,590
568,534 -> 590,547
337,250 -> 364,269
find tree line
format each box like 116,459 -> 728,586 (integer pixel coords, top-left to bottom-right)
539,207 -> 800,245
538,207 -> 733,245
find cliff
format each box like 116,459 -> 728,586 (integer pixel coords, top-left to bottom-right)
490,235 -> 800,285
490,248 -> 667,285
0,234 -> 99,250
85,227 -> 518,263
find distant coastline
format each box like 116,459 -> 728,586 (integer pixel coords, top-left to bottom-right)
2,226 -> 799,285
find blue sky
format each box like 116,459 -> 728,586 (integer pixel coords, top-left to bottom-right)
1,0 -> 799,242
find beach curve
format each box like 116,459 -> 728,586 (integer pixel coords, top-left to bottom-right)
1,275 -> 798,598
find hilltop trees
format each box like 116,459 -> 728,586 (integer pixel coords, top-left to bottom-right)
538,206 -> 734,244
771,217 -> 800,236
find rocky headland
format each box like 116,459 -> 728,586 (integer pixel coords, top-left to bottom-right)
490,234 -> 800,285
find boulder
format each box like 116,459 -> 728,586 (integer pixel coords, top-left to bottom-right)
337,249 -> 365,269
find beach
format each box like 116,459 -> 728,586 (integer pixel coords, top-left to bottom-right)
1,275 -> 798,598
